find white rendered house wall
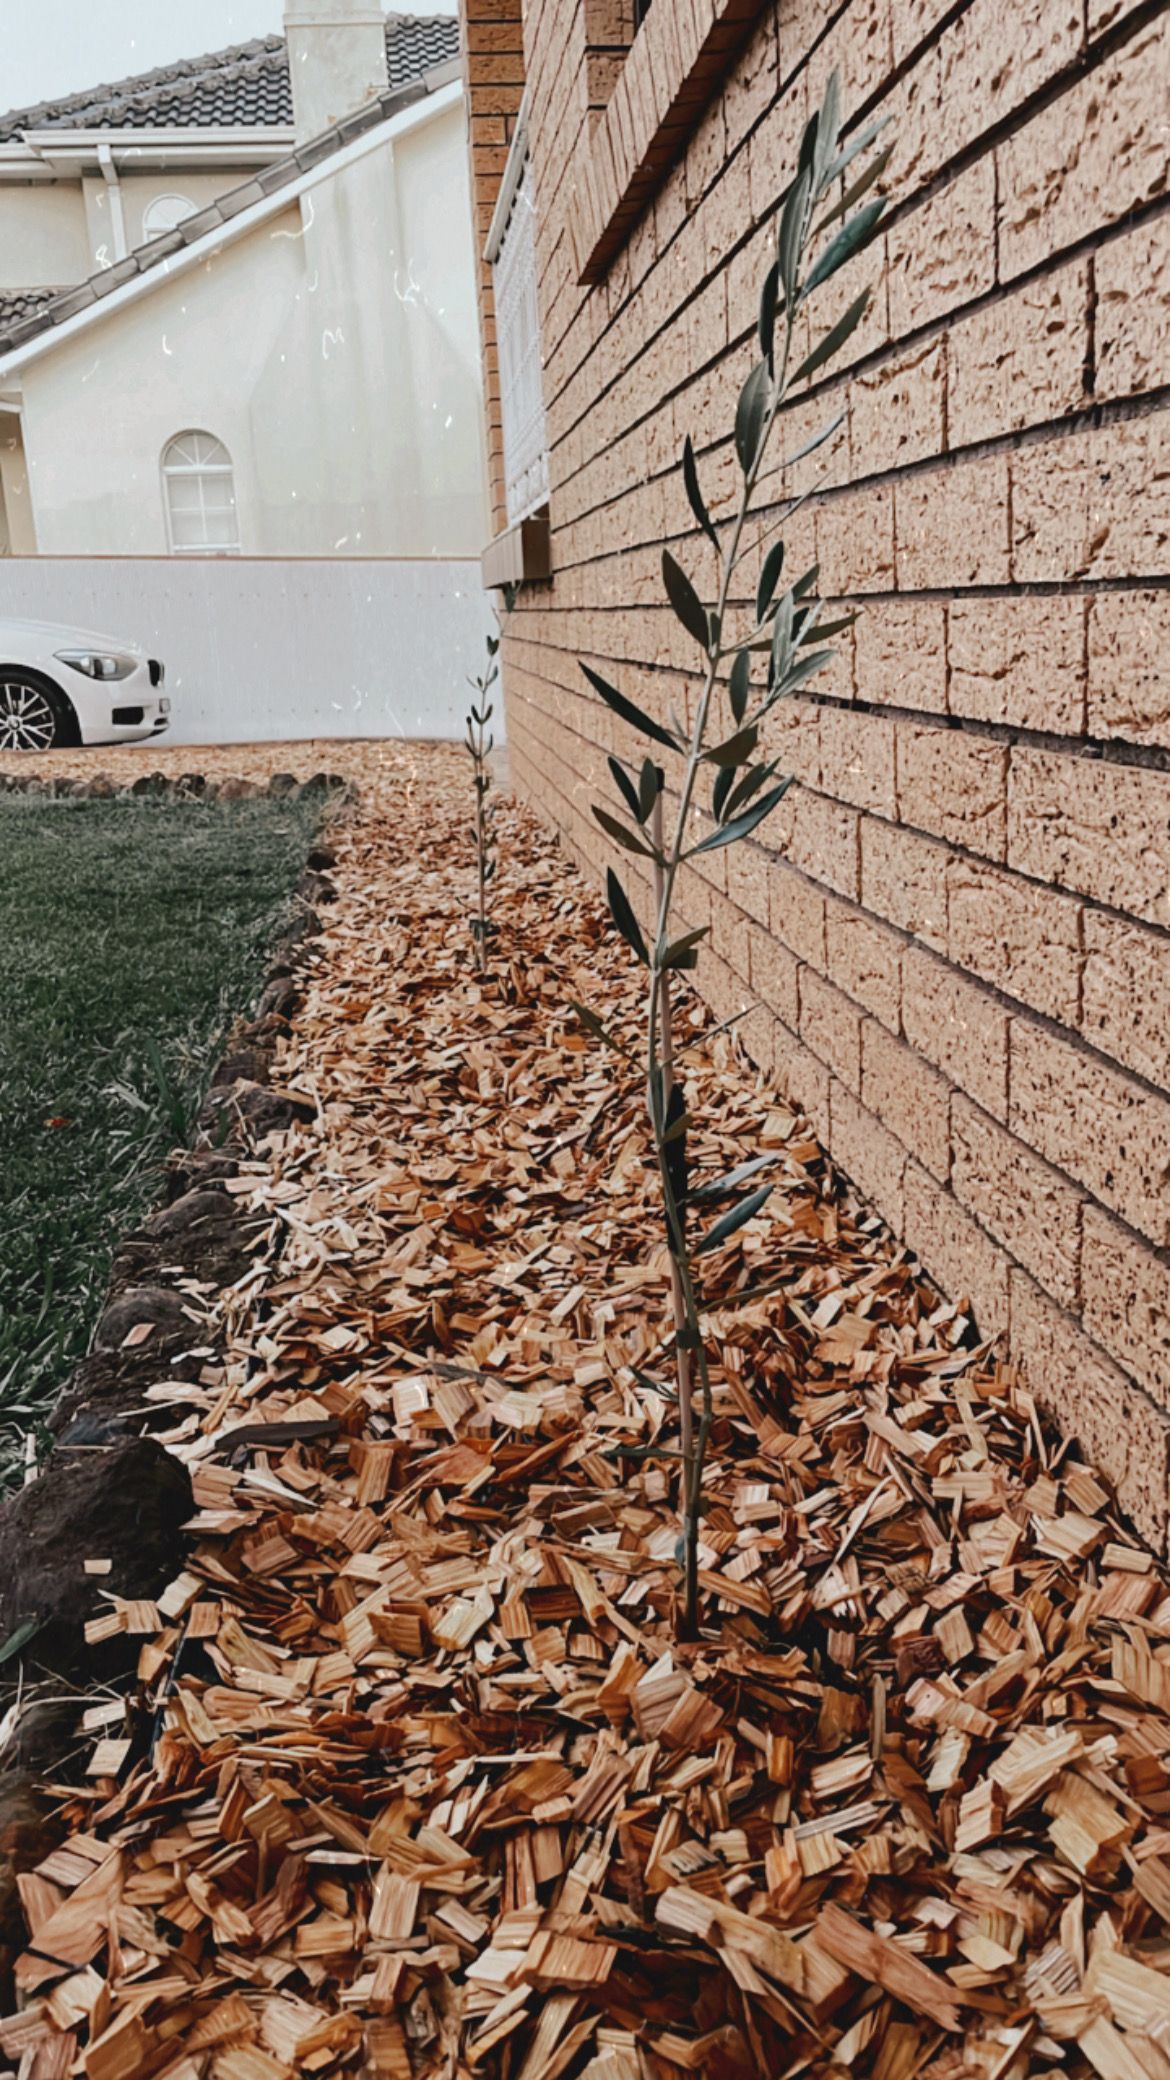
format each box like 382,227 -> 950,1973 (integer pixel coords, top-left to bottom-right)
2,91 -> 487,561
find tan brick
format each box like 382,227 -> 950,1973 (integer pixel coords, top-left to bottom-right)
998,17 -> 1170,280
673,866 -> 713,945
862,1019 -> 950,1180
738,1001 -> 779,1080
1082,909 -> 1170,1092
686,85 -> 729,231
887,157 -> 995,335
815,483 -> 896,595
853,599 -> 946,714
951,1093 -> 1083,1311
768,856 -> 827,970
709,889 -> 751,980
817,705 -> 897,819
860,817 -> 948,951
1082,1205 -> 1170,1410
1009,1017 -> 1170,1247
897,726 -> 1008,862
849,338 -> 946,478
890,0 -> 954,67
687,832 -> 727,907
1087,0 -> 1145,30
947,594 -> 1086,735
901,944 -> 1007,1119
1096,213 -> 1170,402
1007,747 -> 1170,928
744,69 -> 807,245
799,966 -> 862,1092
786,789 -> 860,900
882,31 -> 940,200
805,0 -> 894,116
1087,591 -> 1170,752
828,1078 -> 907,1235
931,0 -> 1082,178
769,1013 -> 832,1145
723,14 -> 779,154
702,948 -> 753,1033
1011,412 -> 1170,584
724,840 -> 770,926
947,855 -> 1082,1027
774,379 -> 852,495
785,164 -> 889,379
825,897 -> 901,1032
807,622 -> 856,708
748,921 -> 799,1027
1009,1268 -> 1170,1552
895,455 -> 1011,589
758,692 -> 822,791
947,262 -> 1089,449
902,1161 -> 1010,1335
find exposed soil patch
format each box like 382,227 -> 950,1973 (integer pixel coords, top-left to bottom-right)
0,1438 -> 194,1683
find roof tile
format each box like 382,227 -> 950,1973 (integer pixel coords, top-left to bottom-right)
215,179 -> 266,222
0,311 -> 55,348
47,284 -> 98,322
0,287 -> 68,331
135,229 -> 186,266
91,257 -> 141,299
0,16 -> 459,141
177,203 -> 227,242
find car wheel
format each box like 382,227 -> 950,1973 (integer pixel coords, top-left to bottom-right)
0,672 -> 74,752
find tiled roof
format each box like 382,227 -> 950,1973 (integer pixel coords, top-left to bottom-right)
0,287 -> 68,330
0,55 -> 462,360
0,16 -> 459,141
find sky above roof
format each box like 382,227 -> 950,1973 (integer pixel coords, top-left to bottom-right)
6,0 -> 456,113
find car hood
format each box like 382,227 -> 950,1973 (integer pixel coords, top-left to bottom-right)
0,617 -> 144,656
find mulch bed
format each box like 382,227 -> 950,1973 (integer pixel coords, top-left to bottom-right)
3,742 -> 1169,2080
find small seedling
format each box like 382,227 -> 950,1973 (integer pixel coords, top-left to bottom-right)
465,632 -> 500,974
576,73 -> 893,1635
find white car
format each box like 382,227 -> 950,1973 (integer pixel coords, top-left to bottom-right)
0,617 -> 170,752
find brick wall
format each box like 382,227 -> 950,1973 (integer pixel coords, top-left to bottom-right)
459,0 -> 1170,1548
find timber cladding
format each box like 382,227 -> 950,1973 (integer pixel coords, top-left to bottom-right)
459,0 -> 1170,1546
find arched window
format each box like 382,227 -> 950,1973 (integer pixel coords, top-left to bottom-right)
162,431 -> 240,556
143,193 -> 196,241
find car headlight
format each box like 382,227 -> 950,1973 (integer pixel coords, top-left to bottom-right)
55,649 -> 137,682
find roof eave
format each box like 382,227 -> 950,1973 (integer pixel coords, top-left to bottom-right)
11,126 -> 297,175
0,73 -> 463,379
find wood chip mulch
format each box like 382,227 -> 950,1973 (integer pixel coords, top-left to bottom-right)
6,742 -> 1170,2080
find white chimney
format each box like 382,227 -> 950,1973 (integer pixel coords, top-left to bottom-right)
283,0 -> 389,142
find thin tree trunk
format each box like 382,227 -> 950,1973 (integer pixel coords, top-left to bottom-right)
474,772 -> 488,975
652,792 -> 694,1481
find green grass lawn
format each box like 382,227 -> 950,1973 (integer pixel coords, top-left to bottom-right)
0,791 -> 323,1489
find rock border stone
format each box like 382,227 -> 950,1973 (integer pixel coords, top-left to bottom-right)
0,767 -> 352,805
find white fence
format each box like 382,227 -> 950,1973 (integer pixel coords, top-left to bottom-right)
0,557 -> 498,745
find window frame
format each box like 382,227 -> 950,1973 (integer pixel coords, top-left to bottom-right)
160,430 -> 241,558
485,99 -> 550,532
